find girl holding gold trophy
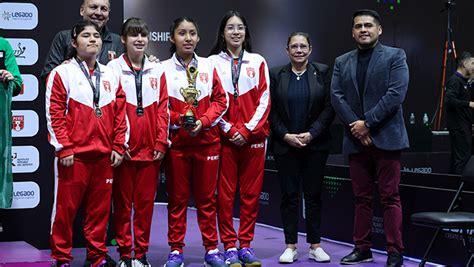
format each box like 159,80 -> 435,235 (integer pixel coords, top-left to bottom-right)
161,17 -> 228,267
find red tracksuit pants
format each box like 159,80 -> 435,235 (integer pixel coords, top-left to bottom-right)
165,144 -> 220,253
50,156 -> 113,266
217,140 -> 266,250
113,160 -> 160,259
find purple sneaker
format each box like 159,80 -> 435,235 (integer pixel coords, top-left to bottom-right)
224,249 -> 242,267
238,248 -> 262,266
54,261 -> 70,267
164,251 -> 184,267
204,251 -> 226,267
97,254 -> 117,267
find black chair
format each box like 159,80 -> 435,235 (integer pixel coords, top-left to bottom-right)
411,156 -> 474,266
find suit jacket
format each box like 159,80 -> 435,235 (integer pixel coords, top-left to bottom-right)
330,42 -> 409,155
269,61 -> 335,155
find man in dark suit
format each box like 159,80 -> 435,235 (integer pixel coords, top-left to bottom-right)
330,9 -> 409,267
269,32 -> 334,264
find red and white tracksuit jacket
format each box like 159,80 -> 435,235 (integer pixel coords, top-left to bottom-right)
46,58 -> 126,266
209,51 -> 270,249
107,54 -> 170,258
162,53 -> 228,252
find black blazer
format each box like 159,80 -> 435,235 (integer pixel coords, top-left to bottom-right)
269,61 -> 335,155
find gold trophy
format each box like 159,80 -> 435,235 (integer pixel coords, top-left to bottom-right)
180,65 -> 201,128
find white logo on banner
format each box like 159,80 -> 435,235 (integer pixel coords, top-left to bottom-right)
11,110 -> 39,137
10,181 -> 40,209
12,146 -> 40,173
13,74 -> 38,102
6,38 -> 38,66
149,31 -> 170,42
0,2 -> 38,30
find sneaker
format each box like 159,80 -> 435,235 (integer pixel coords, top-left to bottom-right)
134,254 -> 151,267
83,254 -> 116,267
54,261 -> 70,267
238,248 -> 261,266
224,249 -> 242,267
117,257 -> 133,267
279,248 -> 298,263
98,254 -> 117,267
204,249 -> 226,267
340,248 -> 373,265
164,251 -> 184,267
309,247 -> 330,262
386,251 -> 403,267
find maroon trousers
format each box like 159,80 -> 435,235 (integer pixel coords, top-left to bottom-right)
217,140 -> 266,250
348,146 -> 404,253
113,160 -> 160,259
50,156 -> 113,266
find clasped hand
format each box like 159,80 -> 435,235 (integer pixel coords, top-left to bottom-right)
349,120 -> 372,146
283,132 -> 312,148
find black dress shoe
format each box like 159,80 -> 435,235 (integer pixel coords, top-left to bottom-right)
387,251 -> 403,267
340,248 -> 373,265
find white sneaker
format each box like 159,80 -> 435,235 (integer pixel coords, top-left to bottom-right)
309,247 -> 330,262
279,248 -> 298,263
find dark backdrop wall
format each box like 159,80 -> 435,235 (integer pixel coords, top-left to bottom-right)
0,0 -> 124,249
125,0 -> 474,128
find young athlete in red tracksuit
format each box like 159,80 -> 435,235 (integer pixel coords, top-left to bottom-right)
161,17 -> 228,267
45,21 -> 126,267
107,18 -> 169,267
208,11 -> 270,267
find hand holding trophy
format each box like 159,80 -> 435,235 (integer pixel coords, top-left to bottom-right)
180,65 -> 201,130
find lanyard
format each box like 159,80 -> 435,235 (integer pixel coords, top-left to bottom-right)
230,49 -> 244,99
176,54 -> 198,88
125,55 -> 145,116
77,58 -> 102,117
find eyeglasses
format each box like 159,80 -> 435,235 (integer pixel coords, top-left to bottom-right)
288,44 -> 310,51
225,24 -> 246,33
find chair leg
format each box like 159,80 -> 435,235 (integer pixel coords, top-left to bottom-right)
461,228 -> 472,259
419,227 -> 442,266
467,253 -> 474,267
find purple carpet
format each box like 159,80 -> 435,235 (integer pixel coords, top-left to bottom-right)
52,203 -> 429,266
0,241 -> 51,267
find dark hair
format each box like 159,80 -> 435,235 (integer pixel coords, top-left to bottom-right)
352,9 -> 382,26
457,51 -> 473,69
67,20 -> 101,59
121,17 -> 149,37
208,10 -> 252,56
169,17 -> 199,54
286,31 -> 311,48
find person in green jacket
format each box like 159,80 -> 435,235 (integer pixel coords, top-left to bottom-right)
0,37 -> 22,209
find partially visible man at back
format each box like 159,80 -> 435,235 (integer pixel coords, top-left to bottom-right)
445,51 -> 474,174
41,0 -> 123,81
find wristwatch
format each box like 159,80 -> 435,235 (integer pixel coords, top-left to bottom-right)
364,121 -> 370,129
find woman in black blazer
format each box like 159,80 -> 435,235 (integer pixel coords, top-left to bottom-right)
269,32 -> 334,264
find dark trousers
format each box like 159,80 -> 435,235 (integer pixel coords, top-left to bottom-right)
348,147 -> 404,253
275,148 -> 328,244
449,127 -> 472,175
